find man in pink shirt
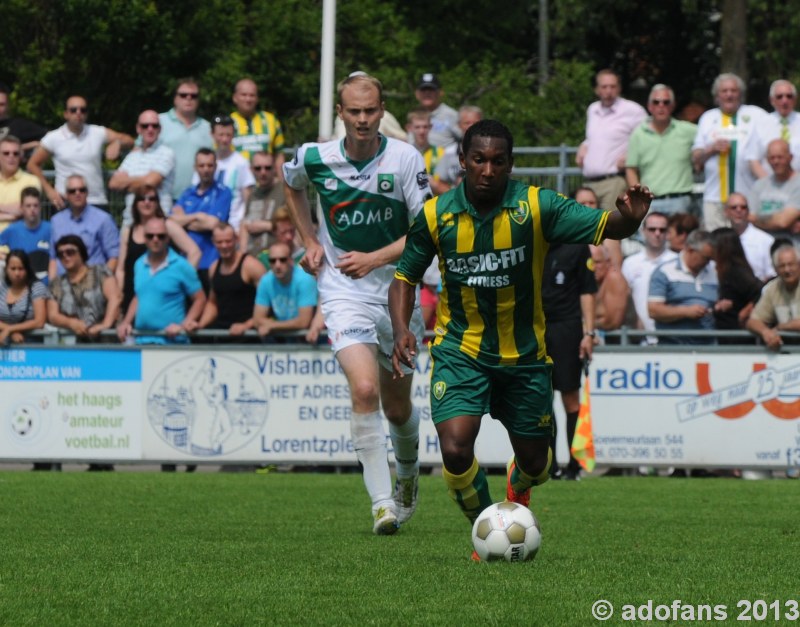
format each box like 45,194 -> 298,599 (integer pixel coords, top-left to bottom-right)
576,69 -> 647,211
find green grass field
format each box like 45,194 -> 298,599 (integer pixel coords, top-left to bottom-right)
0,471 -> 797,626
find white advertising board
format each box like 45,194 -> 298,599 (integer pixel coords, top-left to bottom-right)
0,348 -> 142,460
139,348 -> 512,465
591,352 -> 800,469
3,346 -> 798,471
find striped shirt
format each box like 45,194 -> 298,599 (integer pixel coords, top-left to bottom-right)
395,180 -> 608,365
231,110 -> 285,160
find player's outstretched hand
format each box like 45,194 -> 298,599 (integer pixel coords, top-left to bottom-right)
615,184 -> 654,222
300,242 -> 325,277
392,331 -> 417,378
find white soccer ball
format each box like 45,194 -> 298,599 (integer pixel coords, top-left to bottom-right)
471,501 -> 541,562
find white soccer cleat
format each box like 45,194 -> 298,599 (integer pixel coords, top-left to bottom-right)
393,474 -> 419,524
372,505 -> 399,535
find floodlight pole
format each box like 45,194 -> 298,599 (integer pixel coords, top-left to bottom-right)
319,0 -> 337,141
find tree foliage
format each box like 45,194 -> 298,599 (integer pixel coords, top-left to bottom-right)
3,0 -> 800,147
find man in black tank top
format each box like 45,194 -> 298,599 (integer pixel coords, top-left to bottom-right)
188,222 -> 265,342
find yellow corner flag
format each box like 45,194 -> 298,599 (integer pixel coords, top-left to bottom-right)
570,362 -> 595,472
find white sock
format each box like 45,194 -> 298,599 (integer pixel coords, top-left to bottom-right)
351,411 -> 393,509
389,406 -> 420,479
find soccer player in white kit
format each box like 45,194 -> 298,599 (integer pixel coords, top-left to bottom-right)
284,73 -> 431,534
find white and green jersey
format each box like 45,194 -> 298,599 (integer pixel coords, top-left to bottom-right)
284,135 -> 431,304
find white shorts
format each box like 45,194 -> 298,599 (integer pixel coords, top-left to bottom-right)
321,299 -> 425,374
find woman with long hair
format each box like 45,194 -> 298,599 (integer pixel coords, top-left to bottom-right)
0,249 -> 49,344
712,227 -> 763,343
116,186 -> 200,314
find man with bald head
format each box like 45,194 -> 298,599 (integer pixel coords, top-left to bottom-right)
723,192 -> 774,282
230,78 -> 285,172
109,109 -> 176,226
748,139 -> 800,243
747,79 -> 800,178
28,95 -> 133,211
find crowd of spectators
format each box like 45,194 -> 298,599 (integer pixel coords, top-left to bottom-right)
0,70 -> 798,351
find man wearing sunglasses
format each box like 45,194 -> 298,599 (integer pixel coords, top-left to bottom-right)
746,79 -> 800,179
626,84 -> 697,216
117,216 -> 205,346
0,135 -> 41,230
28,95 -> 134,212
240,151 -> 285,258
48,174 -> 119,280
621,211 -> 677,341
157,78 -> 213,199
109,109 -> 176,226
253,240 -> 317,341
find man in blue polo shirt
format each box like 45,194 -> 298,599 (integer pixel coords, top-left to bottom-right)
171,148 -> 232,292
48,174 -> 119,279
253,240 -> 317,342
648,229 -> 719,345
117,217 -> 205,345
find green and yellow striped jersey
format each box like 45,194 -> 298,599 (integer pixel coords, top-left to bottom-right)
395,179 -> 609,366
231,110 -> 285,160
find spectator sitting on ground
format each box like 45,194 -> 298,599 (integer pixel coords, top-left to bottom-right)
666,212 -> 699,254
253,241 -> 317,342
0,187 -> 50,282
0,249 -> 48,345
746,242 -> 800,350
648,229 -> 719,345
117,186 -> 200,315
191,222 -> 265,339
47,235 -> 121,342
117,217 -> 205,345
711,227 -> 763,344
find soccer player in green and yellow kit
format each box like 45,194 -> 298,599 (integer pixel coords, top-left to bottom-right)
389,119 -> 652,558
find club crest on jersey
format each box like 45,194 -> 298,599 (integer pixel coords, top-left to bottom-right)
539,414 -> 552,427
324,178 -> 337,191
511,201 -> 530,225
433,381 -> 447,400
377,173 -> 395,193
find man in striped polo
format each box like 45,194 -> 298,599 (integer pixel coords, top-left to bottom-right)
230,78 -> 285,173
389,120 -> 652,553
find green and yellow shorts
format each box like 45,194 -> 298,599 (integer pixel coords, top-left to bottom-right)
428,345 -> 554,439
